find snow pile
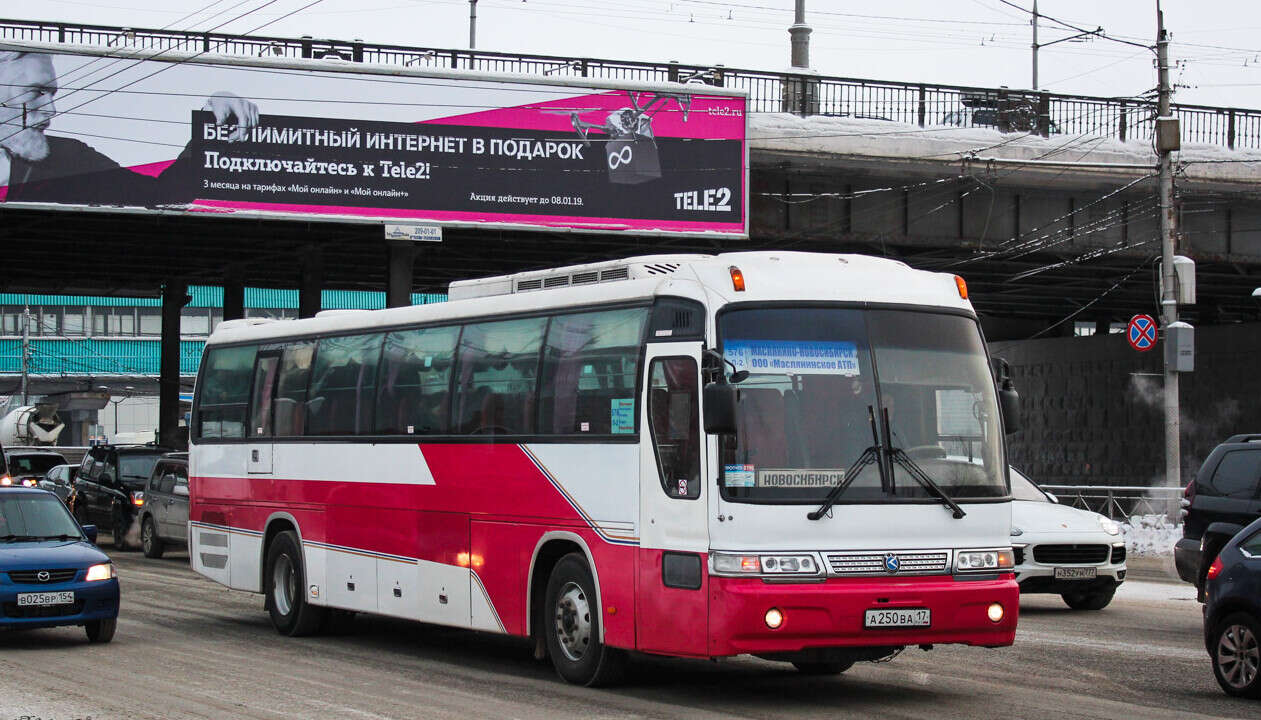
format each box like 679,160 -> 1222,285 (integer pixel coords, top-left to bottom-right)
1121,514 -> 1182,556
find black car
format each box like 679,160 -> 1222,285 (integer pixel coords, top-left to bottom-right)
72,444 -> 174,550
1202,516 -> 1261,698
1175,434 -> 1261,593
38,463 -> 78,502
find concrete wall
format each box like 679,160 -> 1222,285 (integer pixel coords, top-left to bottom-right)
994,322 -> 1261,487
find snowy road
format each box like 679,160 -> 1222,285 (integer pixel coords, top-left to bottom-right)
1,552 -> 1253,720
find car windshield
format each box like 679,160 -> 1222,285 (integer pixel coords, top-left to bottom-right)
0,493 -> 84,540
120,454 -> 163,484
717,307 -> 1007,503
8,454 -> 66,475
1009,468 -> 1050,502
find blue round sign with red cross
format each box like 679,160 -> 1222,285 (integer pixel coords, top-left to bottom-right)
1127,314 -> 1158,352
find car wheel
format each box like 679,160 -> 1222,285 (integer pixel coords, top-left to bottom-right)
1061,588 -> 1115,611
792,661 -> 855,675
112,507 -> 133,552
265,530 -> 326,637
544,552 -> 625,686
141,516 -> 165,559
1211,612 -> 1261,698
85,617 -> 117,643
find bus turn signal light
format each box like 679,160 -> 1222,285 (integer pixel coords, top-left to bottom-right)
729,266 -> 746,292
954,275 -> 968,300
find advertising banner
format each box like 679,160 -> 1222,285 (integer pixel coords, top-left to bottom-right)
0,43 -> 747,236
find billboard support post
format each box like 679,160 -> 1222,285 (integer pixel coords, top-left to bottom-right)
387,240 -> 417,308
300,245 -> 324,319
159,279 -> 188,450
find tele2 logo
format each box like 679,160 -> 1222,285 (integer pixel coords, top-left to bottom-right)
673,187 -> 733,212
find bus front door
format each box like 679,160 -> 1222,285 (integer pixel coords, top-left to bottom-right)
637,345 -> 709,656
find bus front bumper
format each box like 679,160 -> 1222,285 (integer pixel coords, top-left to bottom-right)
707,574 -> 1018,657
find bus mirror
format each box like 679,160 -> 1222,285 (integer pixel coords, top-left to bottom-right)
999,383 -> 1020,434
703,383 -> 739,435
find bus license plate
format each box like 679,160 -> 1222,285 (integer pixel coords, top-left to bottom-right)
17,591 -> 75,607
1054,567 -> 1097,580
864,608 -> 931,628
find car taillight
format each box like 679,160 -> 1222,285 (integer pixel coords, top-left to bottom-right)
1184,480 -> 1195,501
1206,555 -> 1224,580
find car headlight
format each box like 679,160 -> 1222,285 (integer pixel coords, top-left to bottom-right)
955,549 -> 1016,573
1097,516 -> 1121,536
711,552 -> 822,576
21,477 -> 38,487
85,563 -> 116,582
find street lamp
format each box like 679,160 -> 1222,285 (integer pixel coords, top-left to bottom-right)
98,385 -> 134,440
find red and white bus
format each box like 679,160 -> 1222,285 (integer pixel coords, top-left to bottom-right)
189,251 -> 1019,685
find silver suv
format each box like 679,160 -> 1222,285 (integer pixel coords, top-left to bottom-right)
138,453 -> 189,559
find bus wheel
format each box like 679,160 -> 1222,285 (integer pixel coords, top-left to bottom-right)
265,530 -> 325,637
544,553 -> 625,686
792,661 -> 854,675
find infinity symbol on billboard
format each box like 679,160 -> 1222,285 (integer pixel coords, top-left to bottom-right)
607,146 -> 634,169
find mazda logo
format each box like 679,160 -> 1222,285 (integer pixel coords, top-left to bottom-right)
37,570 -> 50,582
883,554 -> 901,574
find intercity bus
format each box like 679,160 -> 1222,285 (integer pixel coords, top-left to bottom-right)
189,251 -> 1019,685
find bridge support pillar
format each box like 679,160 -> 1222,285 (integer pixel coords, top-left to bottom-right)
159,279 -> 189,450
386,239 -> 416,308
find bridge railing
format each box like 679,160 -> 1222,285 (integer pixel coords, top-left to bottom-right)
1040,485 -> 1183,522
4,18 -> 1261,150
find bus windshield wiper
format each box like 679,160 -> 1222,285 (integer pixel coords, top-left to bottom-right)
808,406 -> 886,521
880,408 -> 966,519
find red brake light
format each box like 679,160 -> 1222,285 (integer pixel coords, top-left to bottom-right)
1184,480 -> 1195,500
1206,556 -> 1224,580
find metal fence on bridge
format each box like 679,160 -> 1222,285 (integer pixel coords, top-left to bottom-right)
4,18 -> 1261,150
1040,485 -> 1183,522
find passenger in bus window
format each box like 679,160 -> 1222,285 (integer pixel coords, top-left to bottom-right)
0,51 -> 258,206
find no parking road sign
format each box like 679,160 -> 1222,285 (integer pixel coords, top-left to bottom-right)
1127,314 -> 1158,351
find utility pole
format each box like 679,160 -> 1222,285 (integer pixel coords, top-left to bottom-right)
789,0 -> 811,69
1031,0 -> 1039,89
1155,1 -> 1182,507
469,0 -> 478,50
19,305 -> 30,405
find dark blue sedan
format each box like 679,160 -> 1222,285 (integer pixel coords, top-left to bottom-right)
1203,515 -> 1261,698
0,487 -> 120,642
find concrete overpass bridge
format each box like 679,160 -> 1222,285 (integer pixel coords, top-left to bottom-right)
2,19 -> 1259,468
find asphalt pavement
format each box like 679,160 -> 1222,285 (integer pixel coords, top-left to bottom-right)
0,548 -> 1254,720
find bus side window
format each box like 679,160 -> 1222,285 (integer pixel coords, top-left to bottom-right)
196,344 -> 258,440
376,325 -> 459,435
647,357 -> 701,499
274,343 -> 315,436
539,307 -> 647,435
454,317 -> 546,436
306,333 -> 385,436
249,354 -> 281,437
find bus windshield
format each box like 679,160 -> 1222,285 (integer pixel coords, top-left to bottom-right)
718,307 -> 1007,503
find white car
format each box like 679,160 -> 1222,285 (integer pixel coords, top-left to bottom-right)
1010,467 -> 1126,610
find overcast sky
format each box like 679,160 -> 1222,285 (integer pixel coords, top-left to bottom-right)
11,0 -> 1261,108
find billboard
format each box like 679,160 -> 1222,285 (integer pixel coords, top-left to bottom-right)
0,42 -> 747,237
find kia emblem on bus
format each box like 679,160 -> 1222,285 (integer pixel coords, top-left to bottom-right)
884,554 -> 901,574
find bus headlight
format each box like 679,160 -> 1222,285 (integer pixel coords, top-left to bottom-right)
711,553 -> 822,576
955,549 -> 1015,573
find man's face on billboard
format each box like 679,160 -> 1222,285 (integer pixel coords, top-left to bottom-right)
0,53 -> 58,162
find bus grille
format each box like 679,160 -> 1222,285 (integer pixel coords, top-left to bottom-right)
825,550 -> 950,575
1032,544 -> 1110,564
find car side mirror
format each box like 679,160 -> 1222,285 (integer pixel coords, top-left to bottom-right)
1044,492 -> 1059,504
81,524 -> 98,544
703,383 -> 739,435
173,484 -> 189,498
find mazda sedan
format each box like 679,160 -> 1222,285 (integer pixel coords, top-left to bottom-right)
0,487 -> 120,642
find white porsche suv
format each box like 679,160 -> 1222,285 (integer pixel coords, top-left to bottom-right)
1010,467 -> 1127,610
